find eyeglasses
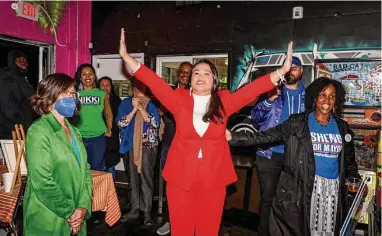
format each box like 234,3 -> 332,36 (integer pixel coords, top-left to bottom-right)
64,91 -> 77,98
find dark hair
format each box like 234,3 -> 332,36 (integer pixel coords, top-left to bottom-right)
74,63 -> 98,90
191,59 -> 226,124
178,61 -> 192,72
305,77 -> 346,117
98,76 -> 118,97
31,73 -> 76,115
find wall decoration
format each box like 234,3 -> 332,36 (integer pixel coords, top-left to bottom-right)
32,1 -> 67,36
232,40 -> 381,93
232,45 -> 264,91
317,61 -> 381,107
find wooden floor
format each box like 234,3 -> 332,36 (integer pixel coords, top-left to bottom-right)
87,187 -> 260,236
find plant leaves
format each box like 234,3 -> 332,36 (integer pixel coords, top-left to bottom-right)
31,0 -> 67,36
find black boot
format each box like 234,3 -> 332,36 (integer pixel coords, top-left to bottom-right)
121,209 -> 140,223
143,211 -> 153,226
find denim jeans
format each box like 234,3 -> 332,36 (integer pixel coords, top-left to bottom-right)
105,165 -> 116,180
82,136 -> 106,171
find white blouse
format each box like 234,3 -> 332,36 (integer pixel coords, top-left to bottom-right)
192,94 -> 211,158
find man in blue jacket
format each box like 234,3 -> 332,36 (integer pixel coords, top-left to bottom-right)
251,56 -> 305,236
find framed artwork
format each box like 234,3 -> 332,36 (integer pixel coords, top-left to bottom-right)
0,140 -> 27,175
316,60 -> 381,107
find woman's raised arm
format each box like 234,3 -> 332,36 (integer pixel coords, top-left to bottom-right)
226,42 -> 293,115
119,28 -> 179,114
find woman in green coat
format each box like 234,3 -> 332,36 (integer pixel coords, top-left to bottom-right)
24,73 -> 93,235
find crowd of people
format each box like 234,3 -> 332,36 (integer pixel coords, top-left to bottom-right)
0,27 -> 360,236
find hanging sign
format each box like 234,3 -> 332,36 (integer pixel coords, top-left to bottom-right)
16,1 -> 40,21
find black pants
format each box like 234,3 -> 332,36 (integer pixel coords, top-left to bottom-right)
160,146 -> 170,221
256,152 -> 284,236
125,147 -> 157,213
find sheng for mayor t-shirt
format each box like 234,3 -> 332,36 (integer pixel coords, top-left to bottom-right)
308,112 -> 343,179
77,88 -> 107,138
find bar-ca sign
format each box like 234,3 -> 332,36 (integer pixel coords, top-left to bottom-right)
16,1 -> 40,21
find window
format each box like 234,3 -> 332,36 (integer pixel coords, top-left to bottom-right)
156,54 -> 229,90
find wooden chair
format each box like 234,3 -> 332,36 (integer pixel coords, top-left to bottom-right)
10,124 -> 26,192
0,125 -> 27,236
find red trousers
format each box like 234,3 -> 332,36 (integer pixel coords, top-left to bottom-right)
166,183 -> 226,236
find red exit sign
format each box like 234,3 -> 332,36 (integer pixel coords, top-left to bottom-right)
16,1 -> 40,21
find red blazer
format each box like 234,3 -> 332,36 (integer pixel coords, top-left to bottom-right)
134,65 -> 275,190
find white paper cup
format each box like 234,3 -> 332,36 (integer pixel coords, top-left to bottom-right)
2,172 -> 14,193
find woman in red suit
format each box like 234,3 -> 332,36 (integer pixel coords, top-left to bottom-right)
119,28 -> 293,236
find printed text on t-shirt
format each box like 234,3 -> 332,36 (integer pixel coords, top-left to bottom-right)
310,132 -> 342,158
79,96 -> 100,105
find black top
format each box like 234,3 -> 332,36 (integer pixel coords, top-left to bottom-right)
0,68 -> 35,139
160,83 -> 185,149
104,94 -> 122,168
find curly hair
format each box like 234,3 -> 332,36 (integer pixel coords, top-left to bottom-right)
30,73 -> 76,115
74,63 -> 98,90
305,77 -> 346,117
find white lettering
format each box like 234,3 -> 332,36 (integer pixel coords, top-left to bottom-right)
313,143 -> 321,151
311,133 -> 317,142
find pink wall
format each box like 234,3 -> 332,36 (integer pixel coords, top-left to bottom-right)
0,1 -> 92,76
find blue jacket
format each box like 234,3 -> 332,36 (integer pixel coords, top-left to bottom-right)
116,97 -> 160,154
251,81 -> 305,159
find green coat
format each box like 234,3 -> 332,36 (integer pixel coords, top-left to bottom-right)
23,112 -> 92,236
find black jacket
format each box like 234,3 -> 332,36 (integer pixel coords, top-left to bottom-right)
0,68 -> 35,139
229,112 -> 358,236
104,94 -> 122,168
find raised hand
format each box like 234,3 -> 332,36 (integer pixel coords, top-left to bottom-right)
119,28 -> 128,58
270,41 -> 294,85
280,41 -> 293,75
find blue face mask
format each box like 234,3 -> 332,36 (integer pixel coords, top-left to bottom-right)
54,97 -> 77,117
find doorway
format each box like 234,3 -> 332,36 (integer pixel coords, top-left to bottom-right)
0,35 -> 55,90
156,54 -> 229,90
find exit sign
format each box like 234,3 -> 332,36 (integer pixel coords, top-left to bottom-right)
16,1 -> 39,21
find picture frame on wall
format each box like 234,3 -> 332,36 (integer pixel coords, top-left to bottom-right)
0,140 -> 27,175
315,59 -> 381,108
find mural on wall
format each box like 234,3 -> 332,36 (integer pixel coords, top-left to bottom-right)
32,1 -> 67,36
232,42 -> 382,92
232,45 -> 264,91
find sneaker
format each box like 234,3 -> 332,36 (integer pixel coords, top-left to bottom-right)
157,222 -> 170,235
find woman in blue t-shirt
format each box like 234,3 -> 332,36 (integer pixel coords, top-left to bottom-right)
227,77 -> 359,236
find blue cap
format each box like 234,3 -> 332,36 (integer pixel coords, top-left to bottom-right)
291,56 -> 302,67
